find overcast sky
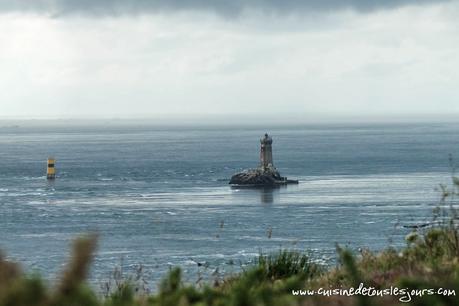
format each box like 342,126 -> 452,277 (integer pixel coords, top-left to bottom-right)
0,0 -> 458,120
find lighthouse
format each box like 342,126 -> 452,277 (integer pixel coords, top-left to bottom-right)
260,133 -> 273,171
229,133 -> 298,186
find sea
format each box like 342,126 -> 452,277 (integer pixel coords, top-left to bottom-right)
1,122 -> 458,289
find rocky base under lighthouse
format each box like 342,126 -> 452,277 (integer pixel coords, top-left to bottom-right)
229,168 -> 298,187
229,133 -> 298,187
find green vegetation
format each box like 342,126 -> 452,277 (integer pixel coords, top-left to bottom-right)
2,175 -> 459,305
3,228 -> 459,306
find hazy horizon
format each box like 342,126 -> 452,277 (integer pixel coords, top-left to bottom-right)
1,112 -> 458,127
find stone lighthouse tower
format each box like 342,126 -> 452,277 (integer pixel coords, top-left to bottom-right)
260,133 -> 274,171
229,133 -> 298,186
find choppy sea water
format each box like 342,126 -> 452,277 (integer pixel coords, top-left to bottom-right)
0,123 -> 458,287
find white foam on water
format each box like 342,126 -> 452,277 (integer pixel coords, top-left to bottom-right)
98,250 -> 134,255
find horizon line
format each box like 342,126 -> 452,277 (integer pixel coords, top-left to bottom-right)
1,113 -> 458,127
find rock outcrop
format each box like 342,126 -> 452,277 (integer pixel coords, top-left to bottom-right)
229,168 -> 297,187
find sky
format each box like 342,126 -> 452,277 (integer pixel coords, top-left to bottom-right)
0,0 -> 458,120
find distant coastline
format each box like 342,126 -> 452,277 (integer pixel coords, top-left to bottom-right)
2,113 -> 459,129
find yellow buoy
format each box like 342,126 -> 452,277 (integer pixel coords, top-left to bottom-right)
47,157 -> 56,179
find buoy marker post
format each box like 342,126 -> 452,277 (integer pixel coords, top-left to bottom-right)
47,157 -> 56,180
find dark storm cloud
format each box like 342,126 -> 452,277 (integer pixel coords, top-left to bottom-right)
0,0 -> 449,16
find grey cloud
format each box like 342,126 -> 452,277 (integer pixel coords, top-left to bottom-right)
0,0 -> 450,17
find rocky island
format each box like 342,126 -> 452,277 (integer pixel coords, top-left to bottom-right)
229,133 -> 298,187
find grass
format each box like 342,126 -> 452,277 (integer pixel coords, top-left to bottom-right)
4,228 -> 459,306
2,175 -> 459,305
256,250 -> 323,281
